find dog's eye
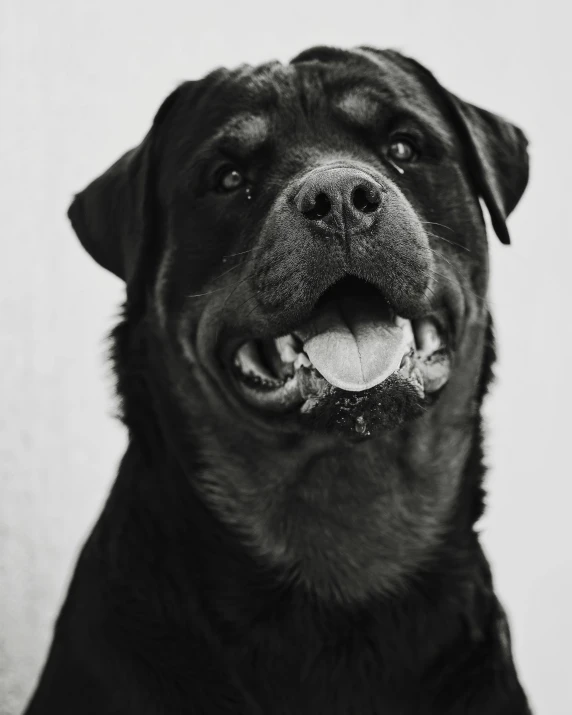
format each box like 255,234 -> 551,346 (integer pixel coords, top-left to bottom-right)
217,167 -> 245,192
387,138 -> 417,163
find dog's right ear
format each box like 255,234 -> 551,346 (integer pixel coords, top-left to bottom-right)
68,142 -> 149,283
68,84 -> 186,285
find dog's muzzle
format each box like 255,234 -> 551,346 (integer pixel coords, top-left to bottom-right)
206,161 -> 453,429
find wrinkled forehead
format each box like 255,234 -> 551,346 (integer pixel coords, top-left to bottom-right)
158,50 -> 452,173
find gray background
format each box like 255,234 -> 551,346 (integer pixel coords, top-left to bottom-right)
1,1 -> 570,713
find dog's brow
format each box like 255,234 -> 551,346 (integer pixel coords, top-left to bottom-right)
334,91 -> 380,127
212,114 -> 270,151
333,89 -> 454,148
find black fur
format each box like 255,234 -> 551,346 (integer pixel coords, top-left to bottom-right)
25,47 -> 531,714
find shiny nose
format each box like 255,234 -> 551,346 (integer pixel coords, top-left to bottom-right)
295,167 -> 383,232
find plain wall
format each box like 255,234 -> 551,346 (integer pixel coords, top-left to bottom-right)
1,1 -> 570,713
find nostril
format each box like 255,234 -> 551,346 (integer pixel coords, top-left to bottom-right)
352,186 -> 381,214
303,192 -> 331,221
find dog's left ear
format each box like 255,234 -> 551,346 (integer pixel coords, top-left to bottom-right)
438,93 -> 529,245
366,49 -> 530,245
68,84 -> 186,289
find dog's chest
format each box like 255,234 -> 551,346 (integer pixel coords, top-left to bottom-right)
244,683 -> 420,715
235,654 -> 424,715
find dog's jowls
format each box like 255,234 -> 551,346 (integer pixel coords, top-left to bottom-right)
25,47 -> 531,714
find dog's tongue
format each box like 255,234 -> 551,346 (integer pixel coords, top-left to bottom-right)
298,298 -> 409,392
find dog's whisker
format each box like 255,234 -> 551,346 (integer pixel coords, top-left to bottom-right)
402,254 -> 490,307
220,273 -> 255,313
425,231 -> 471,253
214,261 -> 246,280
234,291 -> 260,313
426,246 -> 453,267
243,295 -> 262,321
387,261 -> 439,305
222,249 -> 256,259
424,283 -> 438,301
186,263 -> 248,299
187,268 -> 251,300
187,286 -> 229,298
420,221 -> 455,233
422,266 -> 491,306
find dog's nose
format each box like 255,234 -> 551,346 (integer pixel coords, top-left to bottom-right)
295,167 -> 383,232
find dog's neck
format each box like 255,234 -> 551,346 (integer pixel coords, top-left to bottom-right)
107,420 -> 505,711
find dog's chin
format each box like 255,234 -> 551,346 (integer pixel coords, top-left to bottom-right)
229,357 -> 431,438
297,374 -> 427,437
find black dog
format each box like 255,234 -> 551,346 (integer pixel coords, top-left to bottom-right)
24,46 -> 531,714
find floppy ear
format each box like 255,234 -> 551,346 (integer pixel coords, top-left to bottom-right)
369,49 -> 530,245
436,94 -> 529,245
68,85 -> 185,286
68,141 -> 151,283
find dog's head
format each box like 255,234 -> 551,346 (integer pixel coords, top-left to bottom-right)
68,48 -> 528,600
69,47 -> 527,442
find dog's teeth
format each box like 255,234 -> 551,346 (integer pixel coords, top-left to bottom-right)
395,316 -> 415,351
294,352 -> 311,370
400,352 -> 413,370
235,341 -> 276,382
274,335 -> 300,364
234,341 -> 256,371
414,319 -> 442,356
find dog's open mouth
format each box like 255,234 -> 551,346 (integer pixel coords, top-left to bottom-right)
230,278 -> 451,419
